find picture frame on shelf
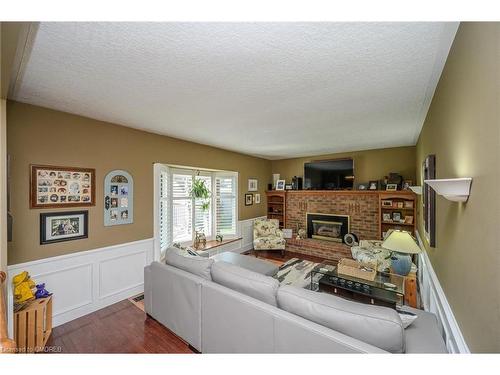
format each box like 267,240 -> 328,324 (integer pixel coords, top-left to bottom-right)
381,200 -> 393,207
284,183 -> 293,190
254,193 -> 261,204
245,193 -> 253,206
275,180 -> 285,191
386,183 -> 398,191
30,164 -> 95,208
40,210 -> 88,245
382,213 -> 392,222
397,201 -> 404,209
248,178 -> 258,192
392,212 -> 402,222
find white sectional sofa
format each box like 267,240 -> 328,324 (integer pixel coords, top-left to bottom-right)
144,248 -> 447,353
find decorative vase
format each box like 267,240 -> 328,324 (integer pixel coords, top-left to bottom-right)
391,252 -> 412,276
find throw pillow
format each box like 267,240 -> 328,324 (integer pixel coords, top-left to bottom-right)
165,247 -> 214,280
398,310 -> 418,329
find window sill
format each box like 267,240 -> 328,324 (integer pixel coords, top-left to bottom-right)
191,237 -> 242,251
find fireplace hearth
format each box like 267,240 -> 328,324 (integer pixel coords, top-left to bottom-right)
306,213 -> 350,243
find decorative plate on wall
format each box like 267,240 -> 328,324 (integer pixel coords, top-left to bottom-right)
104,170 -> 133,226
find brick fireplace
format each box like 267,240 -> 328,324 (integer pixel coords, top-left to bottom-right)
285,191 -> 379,261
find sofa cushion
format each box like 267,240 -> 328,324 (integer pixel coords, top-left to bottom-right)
253,236 -> 286,250
211,261 -> 280,306
165,247 -> 214,280
254,218 -> 280,237
398,306 -> 447,353
211,252 -> 279,276
277,285 -> 405,353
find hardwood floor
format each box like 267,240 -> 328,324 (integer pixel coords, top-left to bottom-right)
45,299 -> 194,353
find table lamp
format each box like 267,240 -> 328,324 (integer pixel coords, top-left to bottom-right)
381,230 -> 421,276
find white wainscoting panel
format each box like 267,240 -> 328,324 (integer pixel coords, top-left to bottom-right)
7,238 -> 154,337
237,216 -> 266,253
416,231 -> 470,353
7,216 -> 263,335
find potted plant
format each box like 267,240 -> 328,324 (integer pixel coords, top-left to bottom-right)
190,173 -> 211,211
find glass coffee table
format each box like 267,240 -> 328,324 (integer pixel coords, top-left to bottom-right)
310,261 -> 405,308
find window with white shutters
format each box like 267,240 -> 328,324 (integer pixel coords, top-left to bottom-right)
159,166 -> 171,252
215,174 -> 237,236
194,174 -> 212,237
172,170 -> 193,243
156,166 -> 238,248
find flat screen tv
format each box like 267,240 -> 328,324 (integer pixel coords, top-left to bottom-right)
304,159 -> 354,190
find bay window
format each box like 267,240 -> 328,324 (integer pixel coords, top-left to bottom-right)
156,164 -> 238,254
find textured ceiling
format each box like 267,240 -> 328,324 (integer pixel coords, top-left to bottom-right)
12,22 -> 458,159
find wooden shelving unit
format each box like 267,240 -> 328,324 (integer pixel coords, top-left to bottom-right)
266,191 -> 286,229
378,191 -> 417,240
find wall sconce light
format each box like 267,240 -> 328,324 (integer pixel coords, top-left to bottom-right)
409,186 -> 422,195
424,178 -> 472,202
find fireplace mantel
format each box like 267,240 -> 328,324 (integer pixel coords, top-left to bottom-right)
283,190 -> 411,196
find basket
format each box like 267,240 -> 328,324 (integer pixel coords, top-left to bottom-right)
337,258 -> 377,281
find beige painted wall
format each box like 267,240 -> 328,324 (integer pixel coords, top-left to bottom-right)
7,101 -> 272,264
416,23 -> 500,352
0,100 -> 6,273
271,146 -> 416,185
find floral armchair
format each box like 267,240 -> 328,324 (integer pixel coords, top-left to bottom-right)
253,218 -> 286,252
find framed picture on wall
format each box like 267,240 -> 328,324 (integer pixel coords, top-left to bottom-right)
422,154 -> 436,247
245,193 -> 253,206
40,210 -> 88,245
248,178 -> 258,192
30,164 -> 95,208
104,170 -> 134,226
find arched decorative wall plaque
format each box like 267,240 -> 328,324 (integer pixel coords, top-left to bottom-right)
104,170 -> 133,226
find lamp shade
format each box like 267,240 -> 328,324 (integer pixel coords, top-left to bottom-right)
382,230 -> 421,254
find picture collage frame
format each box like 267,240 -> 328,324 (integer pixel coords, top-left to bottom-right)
30,165 -> 95,208
104,170 -> 134,226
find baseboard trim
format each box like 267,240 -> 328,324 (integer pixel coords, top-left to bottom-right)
416,231 -> 470,353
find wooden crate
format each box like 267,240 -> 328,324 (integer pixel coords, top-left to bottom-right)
14,296 -> 52,353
